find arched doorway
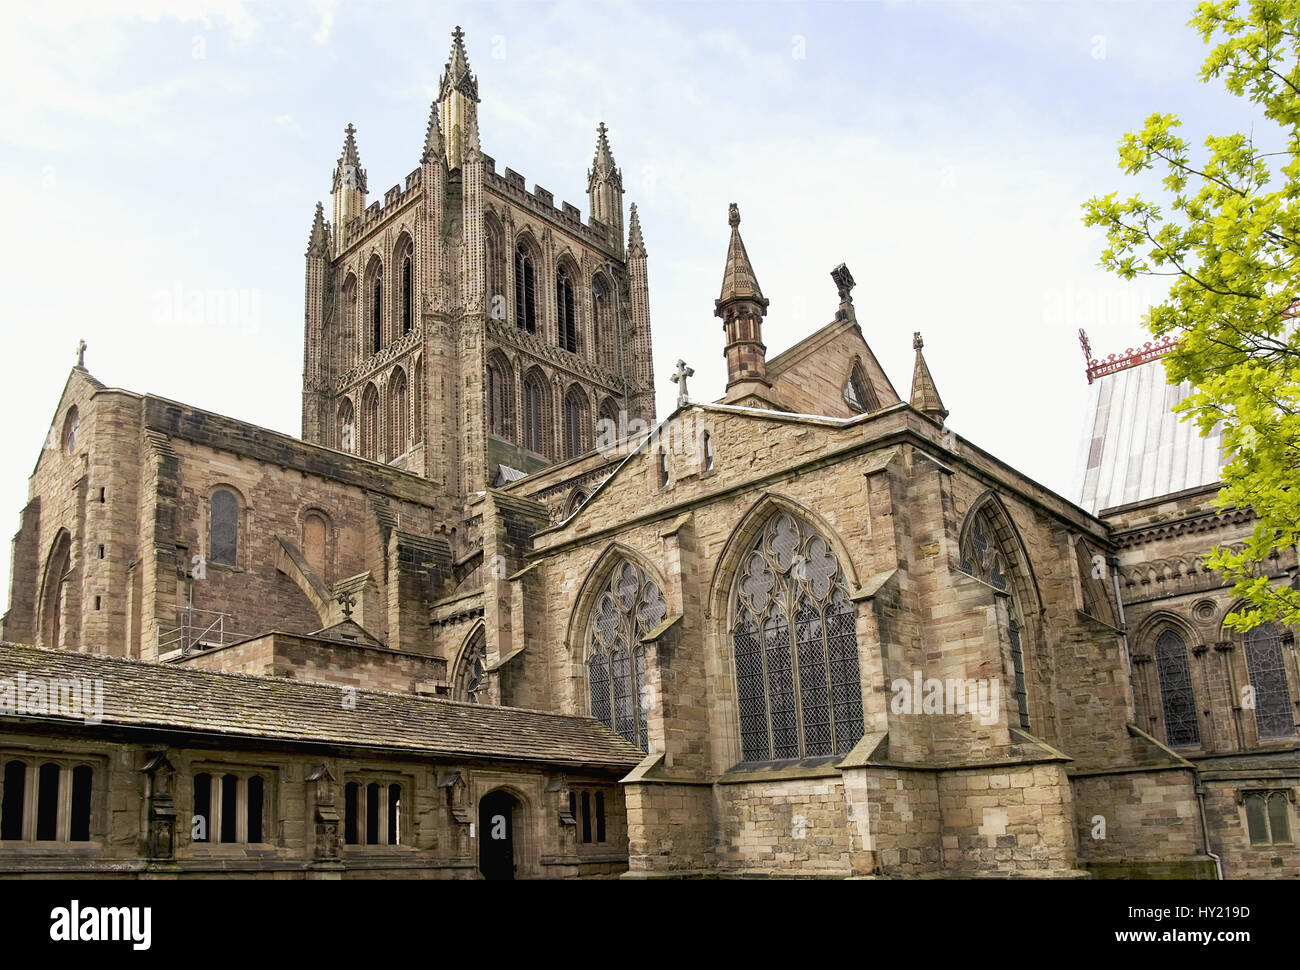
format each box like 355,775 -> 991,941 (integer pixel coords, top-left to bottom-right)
478,790 -> 521,880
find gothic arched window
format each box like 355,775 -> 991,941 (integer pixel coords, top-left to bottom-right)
843,359 -> 878,414
369,264 -> 383,353
598,397 -> 620,440
588,561 -> 666,751
487,357 -> 513,439
63,407 -> 79,453
389,367 -> 408,458
485,215 -> 505,318
1154,629 -> 1200,747
959,502 -> 1030,729
455,628 -> 487,703
209,488 -> 239,567
514,241 -> 537,333
360,383 -> 380,461
593,275 -> 616,371
557,266 -> 577,353
522,373 -> 546,456
732,513 -> 865,762
566,489 -> 588,518
341,274 -> 358,369
563,386 -> 588,459
337,398 -> 355,453
1244,622 -> 1295,740
412,357 -> 423,442
400,249 -> 413,334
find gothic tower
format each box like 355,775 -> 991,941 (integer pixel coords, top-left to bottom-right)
302,26 -> 657,540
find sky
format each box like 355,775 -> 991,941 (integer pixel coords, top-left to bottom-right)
0,0 -> 1268,606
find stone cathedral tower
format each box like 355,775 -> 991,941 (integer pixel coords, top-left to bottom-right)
301,27 -> 657,533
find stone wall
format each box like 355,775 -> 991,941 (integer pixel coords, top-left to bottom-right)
176,632 -> 448,696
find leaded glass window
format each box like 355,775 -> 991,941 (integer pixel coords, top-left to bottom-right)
563,387 -> 587,459
209,488 -> 239,567
587,562 -> 666,751
959,504 -> 1030,730
1154,630 -> 1200,747
961,510 -> 1008,591
1243,790 -> 1293,845
515,242 -> 536,333
1244,623 -> 1295,740
455,629 -> 487,703
732,513 -> 865,762
522,374 -> 544,456
557,267 -> 577,353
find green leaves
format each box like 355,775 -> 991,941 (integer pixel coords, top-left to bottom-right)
1085,0 -> 1300,632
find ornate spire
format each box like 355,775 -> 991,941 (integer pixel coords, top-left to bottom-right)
438,25 -> 479,103
306,201 -> 330,256
422,97 -> 444,163
627,203 -> 646,257
716,203 -> 767,310
910,332 -> 949,423
588,122 -> 620,184
331,123 -> 367,193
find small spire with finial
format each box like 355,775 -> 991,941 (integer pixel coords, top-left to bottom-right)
910,330 -> 948,423
627,202 -> 646,257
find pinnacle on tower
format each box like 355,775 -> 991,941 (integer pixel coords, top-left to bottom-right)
438,25 -> 479,103
332,122 -> 367,194
306,201 -> 330,257
716,203 -> 767,310
422,96 -> 444,163
627,202 -> 646,257
910,332 -> 949,423
588,122 -> 620,184
587,122 -> 625,252
438,26 -> 480,170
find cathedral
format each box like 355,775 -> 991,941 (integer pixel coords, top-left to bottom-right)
0,29 -> 1296,880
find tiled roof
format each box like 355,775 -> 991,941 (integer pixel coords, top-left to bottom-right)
493,464 -> 527,486
0,643 -> 643,769
1074,358 -> 1224,514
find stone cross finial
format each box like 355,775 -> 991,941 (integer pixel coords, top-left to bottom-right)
76,339 -> 86,368
913,332 -> 924,351
336,591 -> 356,619
671,359 -> 694,408
831,263 -> 855,305
728,203 -> 740,229
453,25 -> 464,42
